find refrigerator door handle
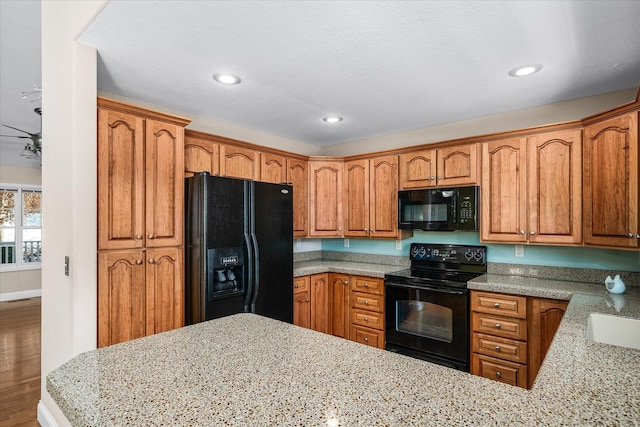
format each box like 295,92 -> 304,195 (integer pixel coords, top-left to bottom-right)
250,232 -> 260,312
243,232 -> 253,313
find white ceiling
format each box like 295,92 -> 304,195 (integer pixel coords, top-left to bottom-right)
2,1 -> 640,167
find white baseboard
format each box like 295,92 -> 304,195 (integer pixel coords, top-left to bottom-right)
37,400 -> 59,427
0,288 -> 41,302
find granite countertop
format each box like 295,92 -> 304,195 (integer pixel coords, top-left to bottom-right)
48,287 -> 640,426
293,259 -> 406,278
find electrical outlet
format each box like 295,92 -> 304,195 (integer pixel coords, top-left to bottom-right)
344,238 -> 349,248
514,245 -> 524,257
296,239 -> 301,248
64,256 -> 70,276
395,240 -> 402,250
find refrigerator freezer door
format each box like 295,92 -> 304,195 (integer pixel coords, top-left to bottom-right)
250,181 -> 294,323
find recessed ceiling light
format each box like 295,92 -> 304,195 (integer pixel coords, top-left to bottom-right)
323,116 -> 343,123
213,73 -> 241,85
508,64 -> 543,77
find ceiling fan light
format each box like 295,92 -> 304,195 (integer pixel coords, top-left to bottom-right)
322,116 -> 343,124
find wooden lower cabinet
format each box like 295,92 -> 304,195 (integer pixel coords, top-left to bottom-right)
329,273 -> 350,339
293,276 -> 311,329
294,273 -> 384,349
310,273 -> 330,333
98,247 -> 183,348
471,291 -> 567,389
528,297 -> 568,386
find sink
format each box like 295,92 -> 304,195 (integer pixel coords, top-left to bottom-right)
586,313 -> 640,350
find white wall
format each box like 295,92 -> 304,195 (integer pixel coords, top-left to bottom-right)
323,88 -> 637,156
0,166 -> 42,300
39,1 -> 106,426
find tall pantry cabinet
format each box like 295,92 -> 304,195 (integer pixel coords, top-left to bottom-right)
97,98 -> 191,348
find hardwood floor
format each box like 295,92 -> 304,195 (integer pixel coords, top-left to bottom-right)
0,298 -> 41,427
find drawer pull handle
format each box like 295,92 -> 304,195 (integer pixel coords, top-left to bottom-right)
363,317 -> 369,322
363,337 -> 369,342
493,302 -> 500,308
495,372 -> 502,378
364,300 -> 369,305
363,283 -> 369,288
294,284 -> 298,288
495,323 -> 501,329
495,345 -> 501,352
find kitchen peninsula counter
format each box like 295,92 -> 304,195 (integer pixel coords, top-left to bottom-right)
49,292 -> 640,426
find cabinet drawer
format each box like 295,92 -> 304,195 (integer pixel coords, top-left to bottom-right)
472,333 -> 527,364
352,292 -> 383,312
472,353 -> 527,388
350,325 -> 384,349
351,308 -> 384,330
471,312 -> 527,340
351,276 -> 383,295
471,291 -> 526,319
293,276 -> 310,294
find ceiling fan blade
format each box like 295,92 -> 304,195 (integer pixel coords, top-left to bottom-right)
0,134 -> 29,138
1,124 -> 37,136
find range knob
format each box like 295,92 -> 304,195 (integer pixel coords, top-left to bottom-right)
464,249 -> 474,261
418,247 -> 427,257
410,246 -> 419,257
473,251 -> 484,262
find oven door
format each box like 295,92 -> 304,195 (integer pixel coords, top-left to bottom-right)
385,281 -> 469,371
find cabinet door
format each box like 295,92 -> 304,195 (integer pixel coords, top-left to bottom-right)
309,161 -> 344,237
293,290 -> 311,329
287,158 -> 309,238
184,135 -> 219,178
145,247 -> 184,336
481,138 -> 527,242
145,120 -> 184,248
527,129 -> 582,244
220,145 -> 260,180
583,113 -> 639,248
369,155 -> 399,238
260,152 -> 287,183
436,143 -> 478,186
344,159 -> 370,237
399,149 -> 435,189
98,250 -> 146,348
329,273 -> 350,339
310,273 -> 330,333
97,108 -> 145,250
528,298 -> 567,386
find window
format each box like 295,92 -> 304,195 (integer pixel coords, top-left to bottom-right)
0,185 -> 42,270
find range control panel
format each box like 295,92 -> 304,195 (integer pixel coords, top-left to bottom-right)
409,243 -> 486,265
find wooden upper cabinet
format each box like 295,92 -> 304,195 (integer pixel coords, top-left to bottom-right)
287,158 -> 309,238
220,144 -> 260,180
399,149 -> 436,188
369,155 -> 399,238
184,134 -> 219,178
309,160 -> 344,237
583,112 -> 639,248
344,159 -> 370,237
481,138 -> 528,242
145,120 -> 184,248
527,129 -> 582,245
98,108 -> 145,250
399,143 -> 478,189
436,144 -> 479,187
261,152 -> 287,184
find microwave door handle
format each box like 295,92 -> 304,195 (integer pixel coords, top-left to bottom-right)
452,193 -> 458,224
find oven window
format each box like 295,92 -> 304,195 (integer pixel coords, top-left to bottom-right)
395,300 -> 453,342
402,203 -> 448,222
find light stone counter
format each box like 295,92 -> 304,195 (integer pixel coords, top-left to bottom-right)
48,300 -> 640,426
294,259 -> 405,278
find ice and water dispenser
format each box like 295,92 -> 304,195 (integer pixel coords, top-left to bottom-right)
207,247 -> 245,301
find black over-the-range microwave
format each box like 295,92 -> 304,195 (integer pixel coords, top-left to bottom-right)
398,186 -> 479,231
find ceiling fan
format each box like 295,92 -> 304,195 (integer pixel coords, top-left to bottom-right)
1,107 -> 42,159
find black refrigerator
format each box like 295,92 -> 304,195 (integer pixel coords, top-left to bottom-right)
185,173 -> 293,324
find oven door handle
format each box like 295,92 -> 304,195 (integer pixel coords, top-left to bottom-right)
385,281 -> 467,295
